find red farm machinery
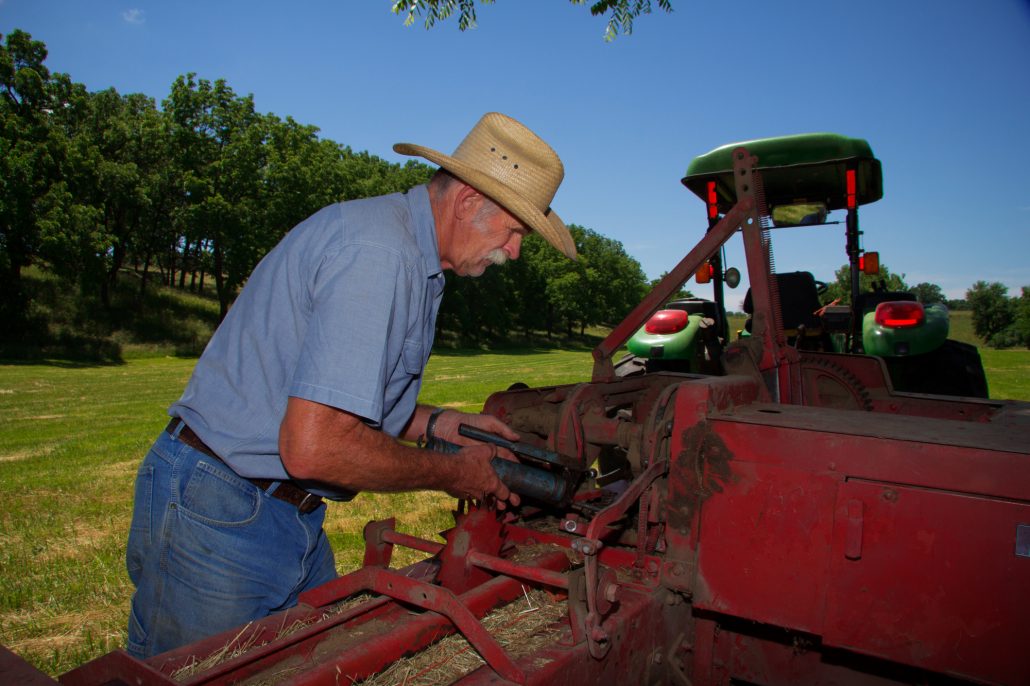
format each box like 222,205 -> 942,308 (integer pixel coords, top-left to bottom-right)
6,145 -> 1030,686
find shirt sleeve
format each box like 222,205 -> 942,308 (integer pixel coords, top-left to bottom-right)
288,242 -> 418,427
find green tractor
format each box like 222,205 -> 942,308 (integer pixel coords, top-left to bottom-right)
625,133 -> 988,398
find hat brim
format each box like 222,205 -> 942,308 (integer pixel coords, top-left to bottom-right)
394,142 -> 577,259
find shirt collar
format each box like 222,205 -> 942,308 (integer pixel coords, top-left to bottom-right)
406,185 -> 443,278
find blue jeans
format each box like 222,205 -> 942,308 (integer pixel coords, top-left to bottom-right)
125,428 -> 337,658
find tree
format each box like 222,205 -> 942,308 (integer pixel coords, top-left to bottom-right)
965,281 -> 1015,346
909,282 -> 945,305
163,74 -> 268,319
1013,287 -> 1030,349
392,0 -> 673,40
575,225 -> 647,331
823,262 -> 908,305
0,30 -> 68,316
649,272 -> 694,301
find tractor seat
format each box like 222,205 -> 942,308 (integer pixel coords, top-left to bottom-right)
743,271 -> 823,335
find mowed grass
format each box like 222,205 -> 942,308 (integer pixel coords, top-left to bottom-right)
980,348 -> 1030,401
0,349 -> 594,677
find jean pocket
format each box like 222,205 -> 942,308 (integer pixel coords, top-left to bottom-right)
179,461 -> 260,527
126,602 -> 148,658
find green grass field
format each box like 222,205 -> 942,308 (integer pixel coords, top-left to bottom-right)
0,349 -> 595,676
1,341 -> 1027,676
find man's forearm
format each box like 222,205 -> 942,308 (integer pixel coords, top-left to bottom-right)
399,403 -> 438,444
278,397 -> 513,505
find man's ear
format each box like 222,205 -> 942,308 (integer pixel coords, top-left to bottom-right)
452,183 -> 485,222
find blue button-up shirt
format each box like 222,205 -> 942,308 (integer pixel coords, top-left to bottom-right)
170,185 -> 445,499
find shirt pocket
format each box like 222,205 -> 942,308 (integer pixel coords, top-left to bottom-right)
401,338 -> 425,376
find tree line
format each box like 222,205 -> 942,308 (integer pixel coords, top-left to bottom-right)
1,30 -> 647,345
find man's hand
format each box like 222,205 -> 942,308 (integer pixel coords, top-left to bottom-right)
430,408 -> 520,447
448,442 -> 519,510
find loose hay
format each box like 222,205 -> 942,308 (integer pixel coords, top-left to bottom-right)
170,593 -> 375,682
360,587 -> 566,686
170,623 -> 262,682
508,542 -> 581,566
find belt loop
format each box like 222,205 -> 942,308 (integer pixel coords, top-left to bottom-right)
264,481 -> 282,496
169,417 -> 185,439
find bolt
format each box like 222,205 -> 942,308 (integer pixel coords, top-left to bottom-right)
562,519 -> 578,532
671,563 -> 685,577
882,489 -> 898,502
653,651 -> 663,665
646,560 -> 659,574
572,540 -> 595,555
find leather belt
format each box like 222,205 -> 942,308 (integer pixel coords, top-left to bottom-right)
165,418 -> 323,514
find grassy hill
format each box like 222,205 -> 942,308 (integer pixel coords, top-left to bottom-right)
4,267 -> 221,362
4,267 -> 611,362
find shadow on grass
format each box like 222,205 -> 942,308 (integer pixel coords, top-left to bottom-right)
2,268 -> 219,365
7,266 -> 618,365
0,337 -> 126,366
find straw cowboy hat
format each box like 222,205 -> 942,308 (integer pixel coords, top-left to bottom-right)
394,112 -> 577,259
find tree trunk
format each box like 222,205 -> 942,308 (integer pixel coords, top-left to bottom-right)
178,239 -> 190,289
104,241 -> 127,310
138,253 -> 151,309
213,239 -> 229,321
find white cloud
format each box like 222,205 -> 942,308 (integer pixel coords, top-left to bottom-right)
122,8 -> 145,24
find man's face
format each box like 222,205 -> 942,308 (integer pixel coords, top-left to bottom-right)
457,202 -> 528,278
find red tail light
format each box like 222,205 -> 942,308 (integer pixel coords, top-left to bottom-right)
874,301 -> 925,328
645,309 -> 689,334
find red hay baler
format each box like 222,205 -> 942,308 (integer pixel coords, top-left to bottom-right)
9,147 -> 1030,686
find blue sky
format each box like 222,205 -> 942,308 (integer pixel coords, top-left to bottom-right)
3,0 -> 1029,304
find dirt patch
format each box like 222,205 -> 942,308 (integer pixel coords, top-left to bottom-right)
0,450 -> 34,463
34,519 -> 128,564
97,459 -> 139,480
0,443 -> 57,463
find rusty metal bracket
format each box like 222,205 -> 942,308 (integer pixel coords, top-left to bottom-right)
570,459 -> 669,658
322,566 -> 526,684
592,197 -> 755,381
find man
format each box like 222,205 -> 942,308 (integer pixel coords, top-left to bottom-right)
125,112 -> 577,658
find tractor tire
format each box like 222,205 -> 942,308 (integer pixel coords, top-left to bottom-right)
882,339 -> 989,399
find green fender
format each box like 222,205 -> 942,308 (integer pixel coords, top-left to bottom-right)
627,314 -> 704,363
862,304 -> 949,357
